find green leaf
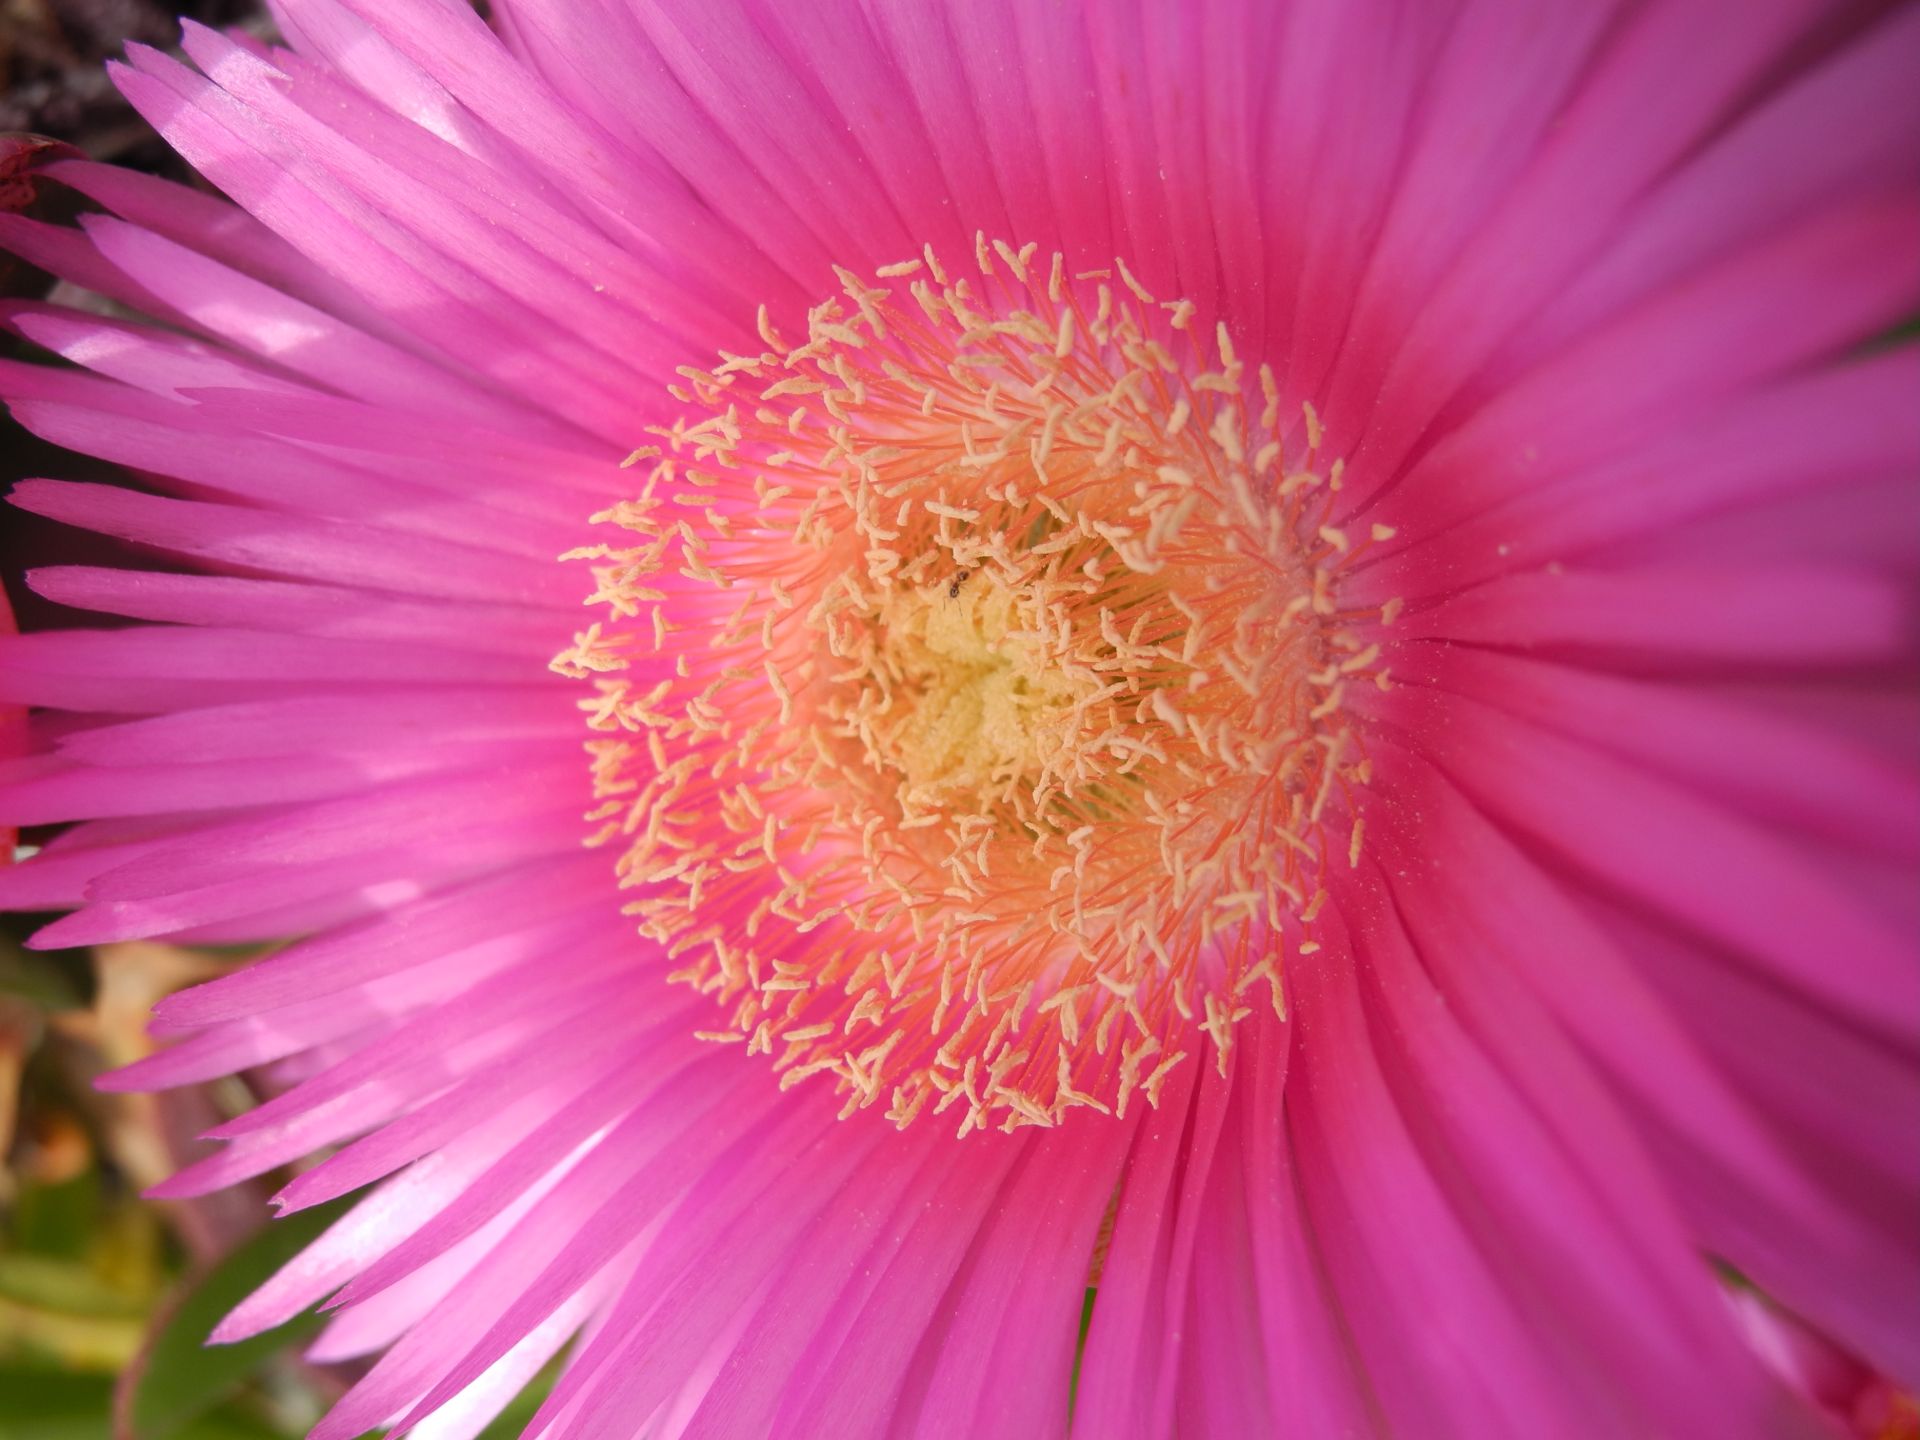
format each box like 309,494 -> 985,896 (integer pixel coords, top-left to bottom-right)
0,1367 -> 114,1440
125,1200 -> 350,1440
0,1255 -> 148,1318
0,1369 -> 302,1440
171,1408 -> 298,1440
1068,1285 -> 1097,1420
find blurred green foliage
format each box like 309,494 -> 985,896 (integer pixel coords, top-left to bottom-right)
2,921 -> 292,1437
0,916 -> 552,1440
0,929 -> 256,1435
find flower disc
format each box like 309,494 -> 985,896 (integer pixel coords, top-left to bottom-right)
558,239 -> 1393,1133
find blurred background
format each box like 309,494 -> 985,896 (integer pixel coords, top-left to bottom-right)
1,5 -> 536,1437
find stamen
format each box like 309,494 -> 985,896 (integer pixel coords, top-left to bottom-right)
556,243 -> 1384,1132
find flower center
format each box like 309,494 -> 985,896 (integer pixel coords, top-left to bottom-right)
862,571 -> 1095,815
556,238 -> 1391,1134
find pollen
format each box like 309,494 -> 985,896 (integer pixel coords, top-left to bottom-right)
555,239 -> 1387,1135
864,574 -> 1096,815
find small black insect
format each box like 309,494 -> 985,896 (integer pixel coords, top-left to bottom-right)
948,569 -> 971,599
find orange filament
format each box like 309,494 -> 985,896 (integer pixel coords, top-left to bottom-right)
555,238 -> 1388,1134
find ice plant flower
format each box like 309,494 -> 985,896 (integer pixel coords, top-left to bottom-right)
1,1 -> 1916,1436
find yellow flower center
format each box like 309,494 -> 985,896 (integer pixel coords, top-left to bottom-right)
556,238 -> 1392,1134
863,572 -> 1096,815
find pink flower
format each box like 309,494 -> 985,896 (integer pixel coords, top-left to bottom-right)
2,2 -> 1917,1436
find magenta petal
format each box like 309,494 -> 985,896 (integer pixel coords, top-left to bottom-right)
1072,1058 -> 1227,1439
1283,917 -> 1590,1437
1401,686 -> 1918,1050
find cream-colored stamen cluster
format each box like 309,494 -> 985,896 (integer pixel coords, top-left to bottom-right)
555,238 -> 1391,1135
